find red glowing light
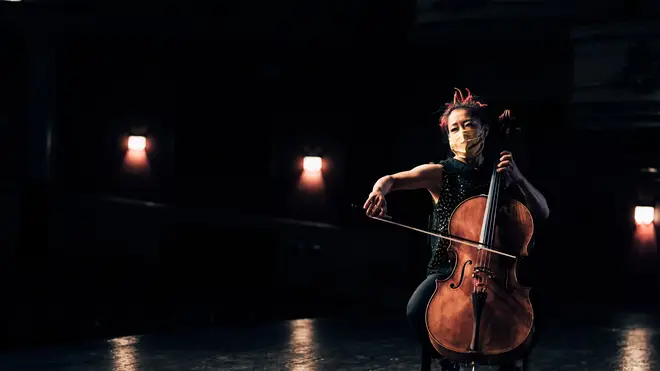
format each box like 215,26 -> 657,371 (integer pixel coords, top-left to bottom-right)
634,206 -> 655,225
127,136 -> 147,151
303,156 -> 322,172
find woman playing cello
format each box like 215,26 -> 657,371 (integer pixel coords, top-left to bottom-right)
363,89 -> 549,371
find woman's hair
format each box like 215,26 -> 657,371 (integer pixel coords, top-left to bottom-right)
438,88 -> 491,133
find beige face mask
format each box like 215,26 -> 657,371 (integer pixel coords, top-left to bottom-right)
449,128 -> 486,160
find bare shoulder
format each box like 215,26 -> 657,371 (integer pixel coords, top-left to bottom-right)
388,162 -> 444,191
412,163 -> 444,173
413,163 -> 444,201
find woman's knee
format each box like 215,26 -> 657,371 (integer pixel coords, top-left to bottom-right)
406,294 -> 421,322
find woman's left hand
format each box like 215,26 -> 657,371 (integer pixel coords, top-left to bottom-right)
497,151 -> 524,184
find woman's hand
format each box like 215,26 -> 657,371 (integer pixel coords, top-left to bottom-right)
363,190 -> 387,218
497,151 -> 524,184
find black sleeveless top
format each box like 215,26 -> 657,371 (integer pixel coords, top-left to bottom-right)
427,158 -> 523,276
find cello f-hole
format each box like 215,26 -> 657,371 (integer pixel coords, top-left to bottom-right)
450,260 -> 472,289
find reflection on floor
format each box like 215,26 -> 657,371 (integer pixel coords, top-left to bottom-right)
0,311 -> 657,370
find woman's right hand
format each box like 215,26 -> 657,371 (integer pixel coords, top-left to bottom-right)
363,190 -> 387,218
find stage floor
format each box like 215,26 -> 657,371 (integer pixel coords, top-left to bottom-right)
0,311 -> 657,370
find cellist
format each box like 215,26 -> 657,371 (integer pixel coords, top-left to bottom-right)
363,89 -> 550,371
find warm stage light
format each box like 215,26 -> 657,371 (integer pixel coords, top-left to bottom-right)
303,156 -> 322,172
123,135 -> 149,173
634,206 -> 655,225
127,136 -> 147,151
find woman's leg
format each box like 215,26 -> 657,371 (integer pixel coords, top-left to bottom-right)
407,274 -> 460,371
406,274 -> 443,349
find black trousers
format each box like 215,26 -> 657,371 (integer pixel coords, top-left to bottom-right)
406,273 -> 442,354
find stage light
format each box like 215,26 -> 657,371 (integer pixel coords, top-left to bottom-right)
127,136 -> 147,151
634,206 -> 654,225
303,156 -> 322,172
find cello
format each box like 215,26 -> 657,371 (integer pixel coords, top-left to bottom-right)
358,110 -> 535,369
424,110 -> 535,368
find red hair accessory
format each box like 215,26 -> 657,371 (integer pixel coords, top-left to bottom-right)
437,88 -> 488,129
436,88 -> 513,130
445,88 -> 488,110
498,109 -> 514,121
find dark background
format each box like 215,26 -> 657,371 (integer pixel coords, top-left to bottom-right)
0,0 -> 659,348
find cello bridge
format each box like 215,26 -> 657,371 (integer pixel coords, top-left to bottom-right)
472,266 -> 495,279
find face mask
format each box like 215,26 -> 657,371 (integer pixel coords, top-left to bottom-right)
449,128 -> 486,160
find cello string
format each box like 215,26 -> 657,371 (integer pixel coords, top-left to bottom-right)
475,197 -> 486,293
481,162 -> 500,291
481,186 -> 497,292
484,169 -> 501,290
477,167 -> 490,292
476,167 -> 493,293
479,161 -> 498,293
485,177 -> 495,290
477,166 -> 495,292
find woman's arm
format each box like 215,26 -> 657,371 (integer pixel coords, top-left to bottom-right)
516,176 -> 550,220
372,163 -> 445,195
498,151 -> 550,220
365,164 -> 444,217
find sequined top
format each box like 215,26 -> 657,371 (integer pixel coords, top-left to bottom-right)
427,158 -> 521,276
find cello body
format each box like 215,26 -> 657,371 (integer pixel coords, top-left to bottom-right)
425,194 -> 535,365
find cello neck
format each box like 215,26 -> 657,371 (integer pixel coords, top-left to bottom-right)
479,158 -> 504,246
479,109 -> 519,246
